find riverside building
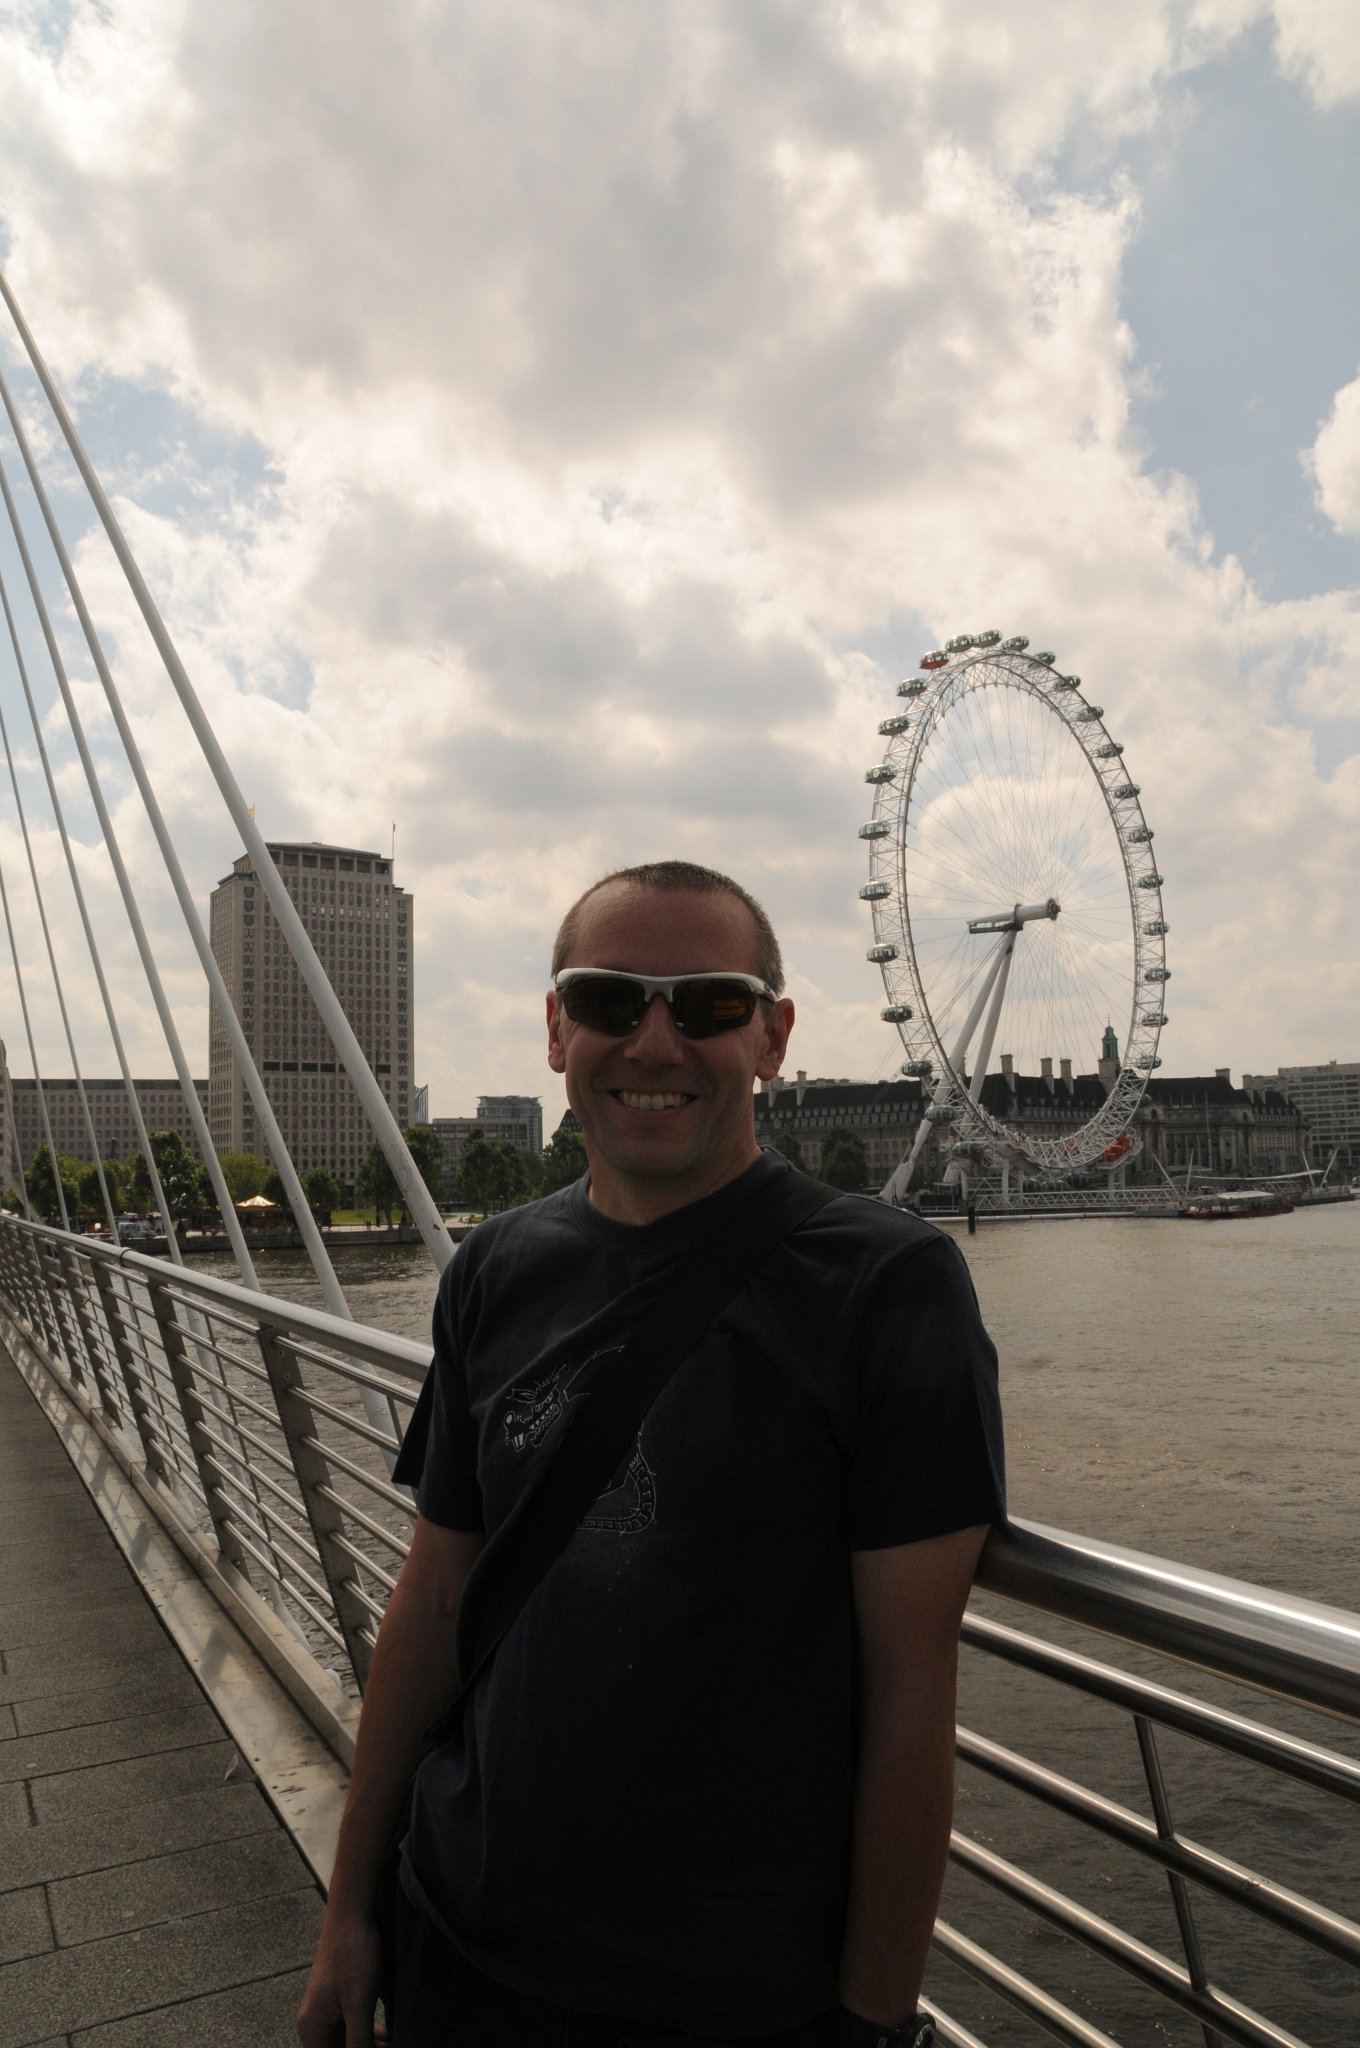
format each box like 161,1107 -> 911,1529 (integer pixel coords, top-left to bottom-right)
1242,1061 -> 1360,1174
8,1074 -> 208,1169
208,841 -> 413,1188
430,1095 -> 544,1192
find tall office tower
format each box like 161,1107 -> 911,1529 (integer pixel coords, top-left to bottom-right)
209,842 -> 413,1186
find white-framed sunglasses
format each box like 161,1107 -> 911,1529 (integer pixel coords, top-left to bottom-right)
553,968 -> 776,1040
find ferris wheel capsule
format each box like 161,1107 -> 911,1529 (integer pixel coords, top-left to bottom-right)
1052,675 -> 1079,692
867,943 -> 900,963
878,714 -> 910,736
1112,782 -> 1141,799
902,1059 -> 933,1077
882,1003 -> 914,1022
1143,919 -> 1169,935
865,764 -> 898,783
859,820 -> 891,839
921,650 -> 949,669
1136,873 -> 1164,889
1075,705 -> 1103,721
1000,636 -> 1028,651
1095,740 -> 1124,757
1126,826 -> 1154,842
974,630 -> 1002,647
898,678 -> 927,696
860,880 -> 891,900
1032,650 -> 1056,664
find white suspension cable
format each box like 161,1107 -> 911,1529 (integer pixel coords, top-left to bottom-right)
0,448 -> 260,1284
0,844 -> 68,1227
0,268 -> 451,1277
2,1059 -> 37,1218
0,376 -> 366,1327
0,650 -> 118,1237
0,562 -> 182,1253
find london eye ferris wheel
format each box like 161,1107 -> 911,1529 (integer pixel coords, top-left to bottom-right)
859,633 -> 1168,1196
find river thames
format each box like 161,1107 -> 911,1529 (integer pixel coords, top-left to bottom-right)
197,1197 -> 1359,2045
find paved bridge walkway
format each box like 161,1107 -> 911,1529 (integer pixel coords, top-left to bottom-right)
0,1345 -> 327,2048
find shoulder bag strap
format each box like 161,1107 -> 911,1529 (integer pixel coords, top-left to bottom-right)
428,1169 -> 840,1736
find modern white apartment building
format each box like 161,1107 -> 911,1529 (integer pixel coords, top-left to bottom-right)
209,841 -> 413,1186
1242,1061 -> 1360,1172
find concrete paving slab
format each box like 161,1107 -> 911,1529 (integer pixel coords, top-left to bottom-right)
72,1966 -> 311,2048
0,1888 -> 323,2048
28,1740 -> 238,1826
0,1706 -> 223,1788
13,1670 -> 201,1739
0,1586 -> 151,1635
0,1706 -> 16,1738
49,1831 -> 307,1947
0,1647 -> 186,1711
0,1782 -> 30,1831
0,1605 -> 167,1659
0,1785 -> 273,1893
0,1558 -> 137,1605
0,1887 -> 51,1966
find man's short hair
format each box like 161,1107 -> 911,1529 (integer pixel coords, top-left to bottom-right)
551,860 -> 785,994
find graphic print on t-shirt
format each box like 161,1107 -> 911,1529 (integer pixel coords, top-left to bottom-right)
500,1346 -> 656,1535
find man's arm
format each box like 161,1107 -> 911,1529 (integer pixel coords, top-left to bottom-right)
838,1523 -> 989,2028
296,1513 -> 484,2048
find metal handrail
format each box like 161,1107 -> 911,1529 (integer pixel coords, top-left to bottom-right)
0,1210 -> 1355,2048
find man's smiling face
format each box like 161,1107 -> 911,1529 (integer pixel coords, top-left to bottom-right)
546,882 -> 794,1225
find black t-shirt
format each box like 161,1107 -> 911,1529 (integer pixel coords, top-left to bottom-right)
397,1150 -> 1005,2036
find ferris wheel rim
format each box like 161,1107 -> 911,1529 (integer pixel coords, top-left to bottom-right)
863,645 -> 1167,1176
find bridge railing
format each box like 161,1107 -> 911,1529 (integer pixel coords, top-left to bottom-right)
1,1211 -> 1356,2048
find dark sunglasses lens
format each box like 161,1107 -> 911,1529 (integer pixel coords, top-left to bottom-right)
670,980 -> 758,1039
560,977 -> 646,1035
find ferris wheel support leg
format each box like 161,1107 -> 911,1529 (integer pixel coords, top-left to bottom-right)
968,928 -> 1019,1106
879,933 -> 1012,1203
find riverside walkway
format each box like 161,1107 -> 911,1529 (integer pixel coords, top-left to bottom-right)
0,1345 -> 326,2048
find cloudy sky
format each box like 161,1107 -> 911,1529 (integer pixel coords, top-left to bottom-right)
0,0 -> 1356,1134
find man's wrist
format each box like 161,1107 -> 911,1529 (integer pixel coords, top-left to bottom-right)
835,2007 -> 936,2048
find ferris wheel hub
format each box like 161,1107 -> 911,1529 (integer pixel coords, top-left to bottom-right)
967,897 -> 1061,934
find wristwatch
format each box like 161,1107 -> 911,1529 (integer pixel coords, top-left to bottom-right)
835,2008 -> 936,2047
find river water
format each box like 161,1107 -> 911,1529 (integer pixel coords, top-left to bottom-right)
194,1200 -> 1360,2046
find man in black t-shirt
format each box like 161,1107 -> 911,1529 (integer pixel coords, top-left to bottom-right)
298,860 -> 1005,2048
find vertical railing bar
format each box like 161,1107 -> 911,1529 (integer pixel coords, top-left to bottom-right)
255,1324 -> 376,1689
89,1254 -> 175,1490
1134,1713 -> 1224,2048
56,1240 -> 123,1429
143,1267 -> 257,1575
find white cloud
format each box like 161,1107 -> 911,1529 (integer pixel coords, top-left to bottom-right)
1306,368 -> 1360,539
1269,0 -> 1360,105
0,0 -> 1355,1134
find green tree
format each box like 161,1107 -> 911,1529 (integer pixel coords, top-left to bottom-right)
458,1130 -> 536,1214
355,1142 -> 400,1224
402,1124 -> 447,1206
26,1144 -> 83,1219
127,1131 -> 201,1216
539,1128 -> 588,1193
302,1166 -> 342,1221
26,1146 -> 84,1220
78,1157 -> 124,1220
820,1128 -> 868,1192
216,1150 -> 269,1202
768,1130 -> 805,1172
